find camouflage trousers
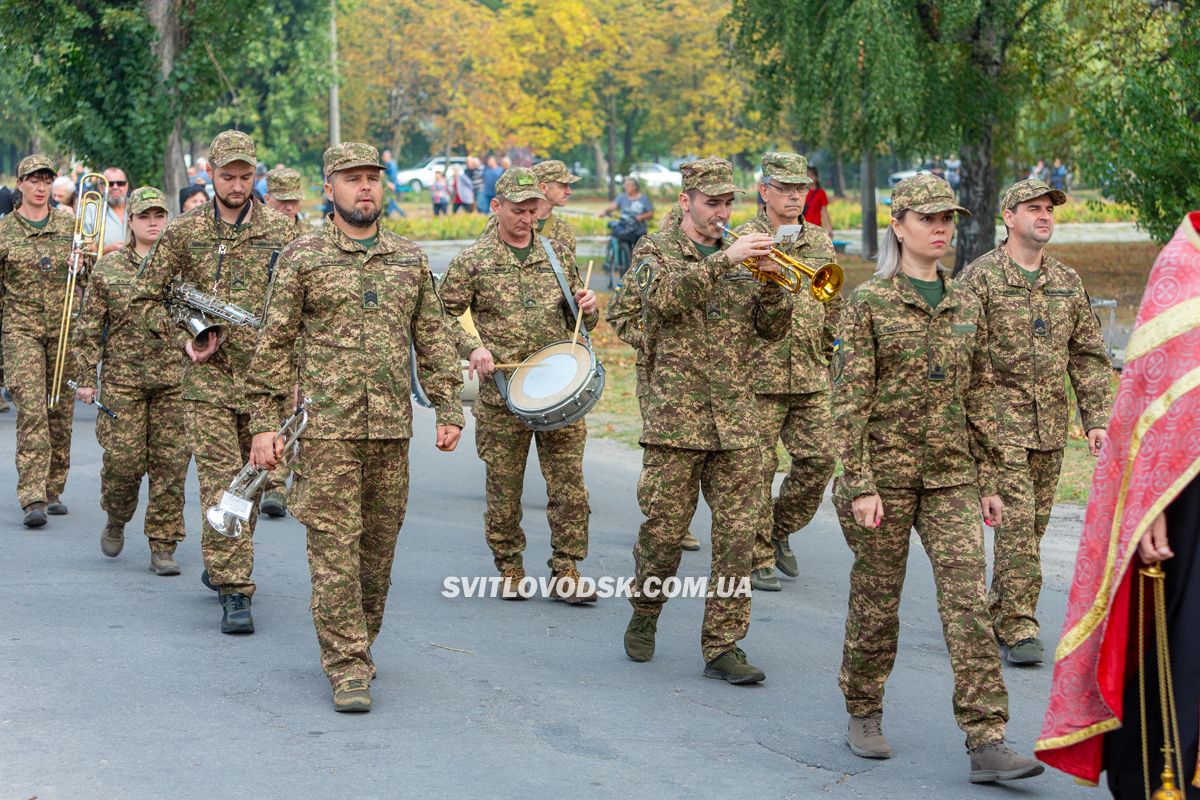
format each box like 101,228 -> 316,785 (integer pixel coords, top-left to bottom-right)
291,437 -> 409,687
96,381 -> 189,549
754,390 -> 836,569
990,446 -> 1064,645
473,400 -> 589,574
3,333 -> 74,508
835,481 -> 1009,748
186,401 -> 258,596
631,445 -> 761,663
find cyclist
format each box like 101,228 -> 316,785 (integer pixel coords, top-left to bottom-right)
600,177 -> 654,285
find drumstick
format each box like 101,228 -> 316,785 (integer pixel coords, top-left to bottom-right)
571,260 -> 594,354
489,362 -> 550,370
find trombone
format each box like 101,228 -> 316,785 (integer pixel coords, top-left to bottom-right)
718,224 -> 843,303
50,173 -> 109,407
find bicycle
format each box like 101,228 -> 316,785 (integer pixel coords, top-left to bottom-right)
603,213 -> 638,289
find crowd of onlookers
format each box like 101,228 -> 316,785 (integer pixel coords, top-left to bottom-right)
380,150 -> 512,218
1026,158 -> 1071,192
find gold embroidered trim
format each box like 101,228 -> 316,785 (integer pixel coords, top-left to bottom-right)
1125,296 -> 1200,364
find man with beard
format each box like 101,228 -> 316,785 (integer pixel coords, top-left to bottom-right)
134,130 -> 294,635
958,179 -> 1113,666
101,166 -> 129,255
248,142 -> 463,712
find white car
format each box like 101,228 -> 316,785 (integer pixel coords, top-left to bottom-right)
394,156 -> 468,192
888,163 -> 934,188
618,162 -> 683,190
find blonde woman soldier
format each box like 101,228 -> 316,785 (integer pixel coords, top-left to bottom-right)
832,173 -> 1042,783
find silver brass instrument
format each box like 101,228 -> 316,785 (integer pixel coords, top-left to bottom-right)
205,398 -> 309,538
164,278 -> 261,346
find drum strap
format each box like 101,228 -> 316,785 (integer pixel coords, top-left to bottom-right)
538,236 -> 590,345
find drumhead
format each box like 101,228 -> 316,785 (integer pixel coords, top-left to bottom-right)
508,342 -> 592,411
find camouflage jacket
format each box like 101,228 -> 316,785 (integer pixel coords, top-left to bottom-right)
958,246 -> 1112,450
735,211 -> 843,395
246,222 -> 464,440
440,227 -> 598,406
481,211 -> 577,254
636,223 -> 792,450
291,215 -> 309,239
833,274 -> 999,498
133,198 -> 294,411
73,247 -> 185,390
0,208 -> 78,341
604,258 -> 650,398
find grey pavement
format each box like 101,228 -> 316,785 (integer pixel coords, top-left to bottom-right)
1,403 -> 1095,799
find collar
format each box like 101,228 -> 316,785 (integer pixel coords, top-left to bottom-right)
485,226 -> 548,267
889,270 -> 960,317
669,222 -> 724,261
998,243 -> 1050,289
14,207 -> 62,236
323,217 -> 398,256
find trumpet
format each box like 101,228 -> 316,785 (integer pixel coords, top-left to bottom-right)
205,398 -> 309,538
164,278 -> 261,347
718,224 -> 843,303
50,173 -> 108,406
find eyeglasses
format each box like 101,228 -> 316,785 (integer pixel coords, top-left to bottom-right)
109,181 -> 128,187
767,181 -> 808,197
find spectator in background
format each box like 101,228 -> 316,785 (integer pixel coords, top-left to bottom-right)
190,158 -> 209,185
802,166 -> 833,237
253,162 -> 268,199
51,176 -> 77,213
500,156 -> 512,170
1029,158 -> 1048,182
946,155 -> 962,193
0,185 -> 14,216
431,170 -> 451,216
453,166 -> 475,213
1050,158 -> 1069,193
382,149 -> 402,218
479,155 -> 503,213
466,156 -> 485,213
101,166 -> 129,254
179,183 -> 208,213
600,177 -> 654,244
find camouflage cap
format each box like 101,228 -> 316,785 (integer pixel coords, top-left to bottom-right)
208,130 -> 256,168
323,142 -> 383,178
890,172 -> 970,217
16,154 -> 57,180
760,152 -> 812,185
266,167 -> 304,201
680,158 -> 742,195
494,167 -> 546,202
1001,178 -> 1067,211
532,160 -> 580,185
127,186 -> 169,215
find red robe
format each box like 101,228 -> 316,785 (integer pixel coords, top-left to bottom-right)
1036,212 -> 1200,783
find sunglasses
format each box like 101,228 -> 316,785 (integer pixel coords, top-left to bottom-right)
109,180 -> 128,187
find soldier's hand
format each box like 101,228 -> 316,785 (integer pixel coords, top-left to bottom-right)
754,256 -> 783,276
851,493 -> 884,529
981,495 -> 1004,528
724,232 -> 773,266
75,386 -> 96,405
574,287 -> 598,315
1137,511 -> 1172,563
1086,427 -> 1107,457
250,431 -> 280,470
186,333 -> 221,364
468,347 -> 495,380
436,424 -> 462,452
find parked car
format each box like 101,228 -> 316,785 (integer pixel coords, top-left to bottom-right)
888,162 -> 935,188
616,162 -> 684,189
394,156 -> 469,192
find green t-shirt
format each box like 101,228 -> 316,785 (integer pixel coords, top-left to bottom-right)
1018,265 -> 1040,285
692,239 -> 722,258
536,216 -> 549,233
351,233 -> 378,251
906,274 -> 945,309
505,240 -> 534,264
20,213 -> 50,230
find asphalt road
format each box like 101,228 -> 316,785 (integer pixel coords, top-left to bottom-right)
0,402 -> 1096,799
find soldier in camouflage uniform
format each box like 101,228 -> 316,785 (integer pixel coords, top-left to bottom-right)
958,179 -> 1112,666
440,167 -> 600,603
479,159 -> 579,253
73,187 -> 189,573
248,142 -> 463,713
736,152 -> 843,592
134,130 -> 295,635
834,174 -> 1042,782
0,155 -> 79,527
622,157 -> 790,684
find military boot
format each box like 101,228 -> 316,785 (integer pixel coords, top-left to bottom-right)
751,566 -> 781,591
22,502 -> 47,528
500,567 -> 532,601
846,714 -> 892,759
968,741 -> 1045,783
703,647 -> 765,685
0,394 -> 9,412
100,518 -> 125,557
201,569 -> 220,594
220,592 -> 254,634
773,535 -> 799,578
1002,637 -> 1044,666
45,497 -> 68,515
259,489 -> 286,518
681,531 -> 701,551
150,546 -> 181,576
624,612 -> 658,662
333,679 -> 371,713
549,566 -> 598,604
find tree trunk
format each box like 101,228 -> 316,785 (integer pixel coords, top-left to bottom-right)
860,150 -> 878,259
953,135 -> 997,275
834,156 -> 847,198
147,0 -> 186,215
606,96 -> 618,200
622,114 -> 636,165
328,0 -> 341,146
592,139 -> 609,191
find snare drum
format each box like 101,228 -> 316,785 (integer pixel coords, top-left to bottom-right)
499,340 -> 605,432
410,347 -> 479,408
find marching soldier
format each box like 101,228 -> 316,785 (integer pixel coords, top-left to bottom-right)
833,174 -> 1041,782
73,187 -> 189,573
958,179 -> 1112,666
248,142 -> 463,713
134,130 -> 295,635
440,167 -> 600,603
622,157 -> 789,684
0,155 -> 78,527
736,152 -> 842,591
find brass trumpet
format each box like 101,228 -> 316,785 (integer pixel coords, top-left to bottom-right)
50,173 -> 108,406
718,224 -> 843,303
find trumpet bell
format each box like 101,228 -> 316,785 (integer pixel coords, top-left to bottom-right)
810,263 -> 844,303
205,506 -> 240,538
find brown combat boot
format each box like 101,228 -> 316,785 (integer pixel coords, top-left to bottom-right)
681,532 -> 701,551
332,679 -> 371,713
846,714 -> 892,759
150,545 -> 181,576
968,741 -> 1044,783
549,566 -> 598,604
100,518 -> 125,557
500,567 -> 532,601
